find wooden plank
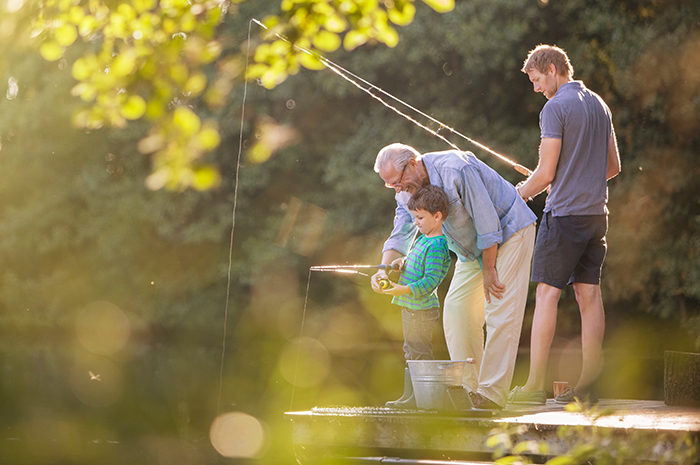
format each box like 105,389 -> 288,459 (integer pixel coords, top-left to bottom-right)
286,400 -> 700,464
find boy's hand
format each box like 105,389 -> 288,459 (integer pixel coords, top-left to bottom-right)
370,271 -> 388,293
382,283 -> 410,296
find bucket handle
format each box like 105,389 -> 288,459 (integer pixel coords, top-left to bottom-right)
436,362 -> 461,370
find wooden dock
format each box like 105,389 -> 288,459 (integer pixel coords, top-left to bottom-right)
286,399 -> 700,464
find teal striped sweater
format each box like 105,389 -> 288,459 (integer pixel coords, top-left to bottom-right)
392,234 -> 451,310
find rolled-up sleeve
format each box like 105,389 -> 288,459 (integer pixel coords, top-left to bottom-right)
458,168 -> 504,251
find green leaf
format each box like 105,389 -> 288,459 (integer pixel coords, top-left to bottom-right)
569,444 -> 597,462
68,6 -> 85,25
495,456 -> 527,464
514,440 -> 545,455
173,106 -> 201,136
486,433 -> 511,448
248,140 -> 273,164
312,30 -> 341,52
72,55 -> 97,80
201,41 -> 222,64
180,12 -> 196,32
192,165 -> 221,190
388,3 -> 416,26
170,63 -> 189,84
324,15 -> 348,33
344,30 -> 369,51
245,63 -> 270,80
184,73 -> 207,96
71,83 -> 97,101
260,69 -> 289,89
421,0 -> 454,13
298,51 -> 325,71
132,0 -> 157,13
564,403 -> 583,413
117,3 -> 136,20
121,95 -> 147,120
546,456 -> 576,465
377,25 -> 399,47
197,127 -> 221,151
78,15 -> 99,37
111,51 -> 137,77
55,23 -> 78,46
39,41 -> 65,61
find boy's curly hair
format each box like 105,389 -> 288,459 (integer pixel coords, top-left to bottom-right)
408,185 -> 449,219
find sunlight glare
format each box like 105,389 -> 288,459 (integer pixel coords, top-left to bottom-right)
76,301 -> 131,355
6,0 -> 25,12
210,412 -> 265,458
278,337 -> 330,387
6,77 -> 18,100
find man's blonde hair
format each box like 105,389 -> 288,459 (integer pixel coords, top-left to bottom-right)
522,44 -> 574,78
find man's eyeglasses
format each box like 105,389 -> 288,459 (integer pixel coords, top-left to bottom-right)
385,164 -> 407,188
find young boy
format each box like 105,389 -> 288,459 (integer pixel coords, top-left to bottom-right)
381,184 -> 452,408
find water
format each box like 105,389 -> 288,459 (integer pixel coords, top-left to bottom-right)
0,307 -> 685,463
0,336 -> 275,464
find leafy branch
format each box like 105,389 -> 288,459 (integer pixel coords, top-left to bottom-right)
9,0 -> 454,190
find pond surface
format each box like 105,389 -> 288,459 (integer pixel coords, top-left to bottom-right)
0,333 -> 296,464
0,307 -> 687,464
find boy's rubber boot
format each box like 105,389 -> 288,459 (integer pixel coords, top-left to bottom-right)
385,367 -> 416,409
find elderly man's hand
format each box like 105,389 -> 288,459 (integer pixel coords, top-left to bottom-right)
390,257 -> 405,272
483,267 -> 505,303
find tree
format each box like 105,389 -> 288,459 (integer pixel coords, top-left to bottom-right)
2,0 -> 453,191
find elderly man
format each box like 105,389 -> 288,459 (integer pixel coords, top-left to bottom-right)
372,143 -> 536,409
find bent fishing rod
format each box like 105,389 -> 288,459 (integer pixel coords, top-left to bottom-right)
251,19 -> 532,177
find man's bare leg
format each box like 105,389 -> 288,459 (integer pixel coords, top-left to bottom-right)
521,283 -> 562,392
572,282 -> 605,392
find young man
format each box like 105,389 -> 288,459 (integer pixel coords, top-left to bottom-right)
510,44 -> 621,405
381,185 -> 452,408
372,143 -> 536,410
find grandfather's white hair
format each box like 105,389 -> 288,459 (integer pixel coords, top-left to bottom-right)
373,143 -> 421,173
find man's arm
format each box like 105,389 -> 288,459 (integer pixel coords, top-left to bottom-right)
516,137 -> 561,201
607,130 -> 621,180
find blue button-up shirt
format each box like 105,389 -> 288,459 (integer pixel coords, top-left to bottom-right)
382,150 -> 536,263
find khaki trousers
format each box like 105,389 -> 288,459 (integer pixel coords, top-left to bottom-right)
443,223 -> 535,406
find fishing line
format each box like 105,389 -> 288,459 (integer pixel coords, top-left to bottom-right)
216,18 -> 252,414
288,264 -> 398,409
251,18 -> 531,176
289,269 -> 313,411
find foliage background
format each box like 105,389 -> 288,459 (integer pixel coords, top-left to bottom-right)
0,0 -> 699,463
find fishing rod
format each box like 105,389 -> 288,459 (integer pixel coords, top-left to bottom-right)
251,19 -> 532,177
310,264 -> 401,288
310,263 -> 401,274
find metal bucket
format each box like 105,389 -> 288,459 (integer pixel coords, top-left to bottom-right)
407,360 -> 468,410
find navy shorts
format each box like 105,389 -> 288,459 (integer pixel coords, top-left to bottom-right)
531,213 -> 608,289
